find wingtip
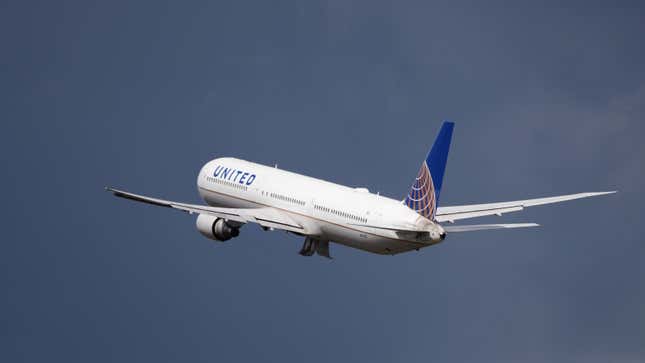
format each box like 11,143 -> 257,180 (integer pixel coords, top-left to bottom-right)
513,223 -> 540,228
105,186 -> 120,194
591,191 -> 618,196
504,223 -> 540,229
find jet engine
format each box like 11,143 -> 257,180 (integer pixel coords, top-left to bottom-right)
196,214 -> 240,241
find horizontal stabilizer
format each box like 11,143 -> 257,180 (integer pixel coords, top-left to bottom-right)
443,223 -> 539,232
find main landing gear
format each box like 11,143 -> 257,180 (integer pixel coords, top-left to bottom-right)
299,237 -> 332,259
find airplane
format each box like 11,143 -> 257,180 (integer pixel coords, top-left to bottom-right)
106,121 -> 615,258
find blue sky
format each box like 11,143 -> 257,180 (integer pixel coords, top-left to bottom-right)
2,1 -> 644,362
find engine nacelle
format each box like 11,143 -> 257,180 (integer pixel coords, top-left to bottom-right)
196,214 -> 240,241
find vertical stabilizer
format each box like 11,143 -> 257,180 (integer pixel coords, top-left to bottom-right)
404,121 -> 454,220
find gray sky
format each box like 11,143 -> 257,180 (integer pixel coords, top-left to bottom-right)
2,1 -> 644,362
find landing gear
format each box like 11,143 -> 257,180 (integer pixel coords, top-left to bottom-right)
299,237 -> 315,256
298,237 -> 332,259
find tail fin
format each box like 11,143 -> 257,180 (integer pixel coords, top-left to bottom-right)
404,121 -> 454,220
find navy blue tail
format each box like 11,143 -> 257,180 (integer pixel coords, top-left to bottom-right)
404,121 -> 454,220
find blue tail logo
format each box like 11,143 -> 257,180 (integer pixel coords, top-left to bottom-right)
404,121 -> 454,220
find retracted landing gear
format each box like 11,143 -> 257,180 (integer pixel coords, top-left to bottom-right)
298,237 -> 332,259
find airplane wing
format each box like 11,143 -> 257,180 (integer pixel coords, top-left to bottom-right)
106,187 -> 306,234
435,191 -> 616,223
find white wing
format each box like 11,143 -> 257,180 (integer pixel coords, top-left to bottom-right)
435,191 -> 616,223
106,187 -> 306,234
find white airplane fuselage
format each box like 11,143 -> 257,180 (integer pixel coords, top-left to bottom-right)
108,121 -> 615,258
197,157 -> 444,254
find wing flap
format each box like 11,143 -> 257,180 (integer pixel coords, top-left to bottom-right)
249,208 -> 304,232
